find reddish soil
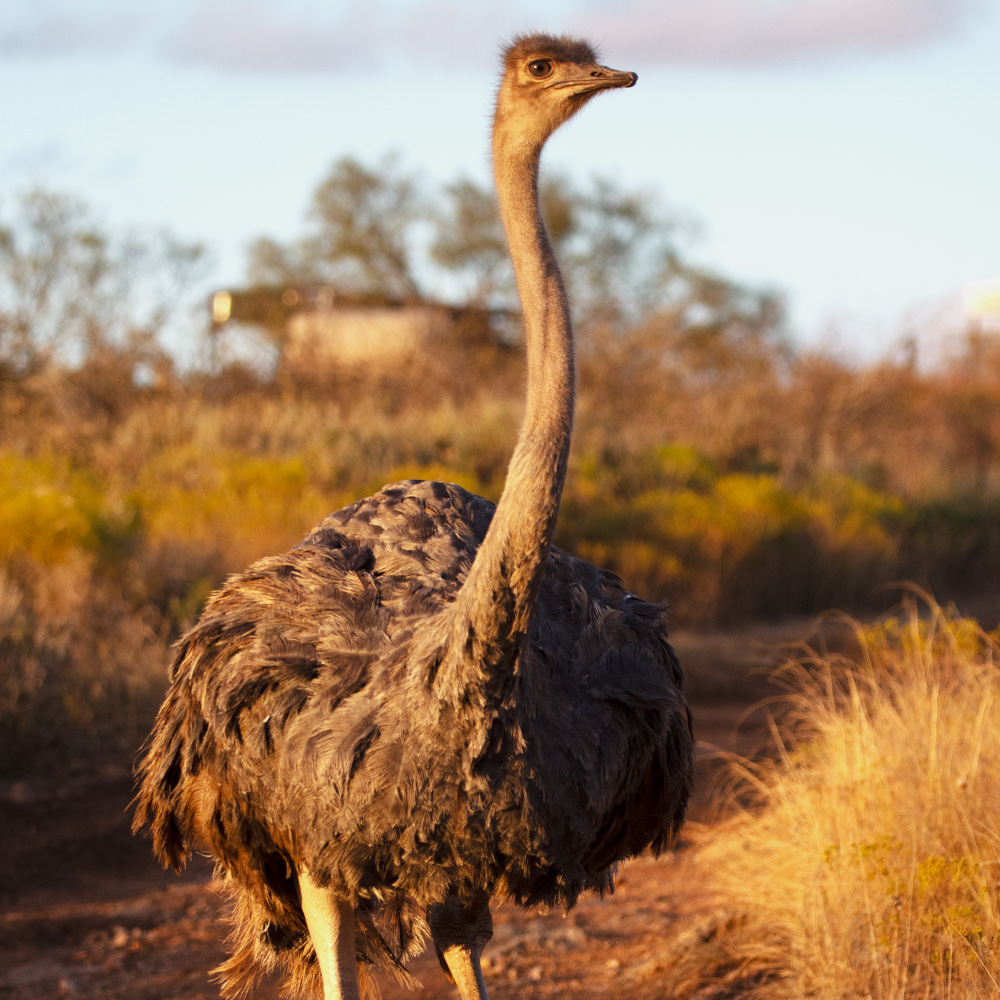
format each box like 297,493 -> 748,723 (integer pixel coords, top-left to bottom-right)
0,621 -> 836,1000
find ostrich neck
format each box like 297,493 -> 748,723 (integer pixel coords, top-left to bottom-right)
438,132 -> 575,696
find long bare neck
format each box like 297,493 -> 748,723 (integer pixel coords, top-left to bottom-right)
436,125 -> 575,698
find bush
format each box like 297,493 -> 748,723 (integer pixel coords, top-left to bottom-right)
694,598 -> 1000,998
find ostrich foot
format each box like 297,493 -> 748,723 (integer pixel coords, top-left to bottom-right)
299,870 -> 361,1000
430,895 -> 493,1000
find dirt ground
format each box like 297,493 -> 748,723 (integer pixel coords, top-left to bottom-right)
0,620 -> 840,1000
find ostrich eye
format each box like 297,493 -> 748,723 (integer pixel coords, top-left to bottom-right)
527,59 -> 553,78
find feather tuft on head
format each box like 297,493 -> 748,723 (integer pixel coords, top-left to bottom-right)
501,33 -> 599,71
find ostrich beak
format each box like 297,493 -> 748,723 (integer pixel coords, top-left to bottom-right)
551,64 -> 638,93
597,65 -> 638,89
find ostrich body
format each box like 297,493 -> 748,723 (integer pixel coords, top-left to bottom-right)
134,34 -> 693,1000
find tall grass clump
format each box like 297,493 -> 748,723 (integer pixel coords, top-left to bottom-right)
698,598 -> 1000,998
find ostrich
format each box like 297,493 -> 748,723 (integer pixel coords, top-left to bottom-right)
134,33 -> 693,1000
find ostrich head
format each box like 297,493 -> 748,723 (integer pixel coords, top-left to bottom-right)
494,33 -> 637,154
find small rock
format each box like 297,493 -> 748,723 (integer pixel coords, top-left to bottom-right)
111,926 -> 130,948
480,956 -> 493,970
528,966 -> 543,981
4,780 -> 31,803
605,958 -> 621,971
58,979 -> 78,998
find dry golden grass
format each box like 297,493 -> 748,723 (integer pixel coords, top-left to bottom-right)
0,553 -> 170,769
2,379 -> 1000,766
695,597 -> 1000,998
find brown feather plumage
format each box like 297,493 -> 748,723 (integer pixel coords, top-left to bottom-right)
134,481 -> 692,996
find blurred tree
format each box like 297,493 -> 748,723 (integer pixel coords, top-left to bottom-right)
248,154 -> 425,301
639,271 -> 787,381
245,153 -> 786,379
0,188 -> 205,390
430,169 -> 784,354
547,174 -> 678,331
428,174 -> 578,309
430,178 -> 509,306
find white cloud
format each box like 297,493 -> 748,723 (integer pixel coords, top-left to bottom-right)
570,0 -> 976,66
0,0 -> 150,56
0,0 -> 980,70
395,2 -> 520,67
164,0 -> 384,72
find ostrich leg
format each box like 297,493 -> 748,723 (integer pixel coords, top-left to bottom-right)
299,871 -> 361,1000
430,896 -> 493,1000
